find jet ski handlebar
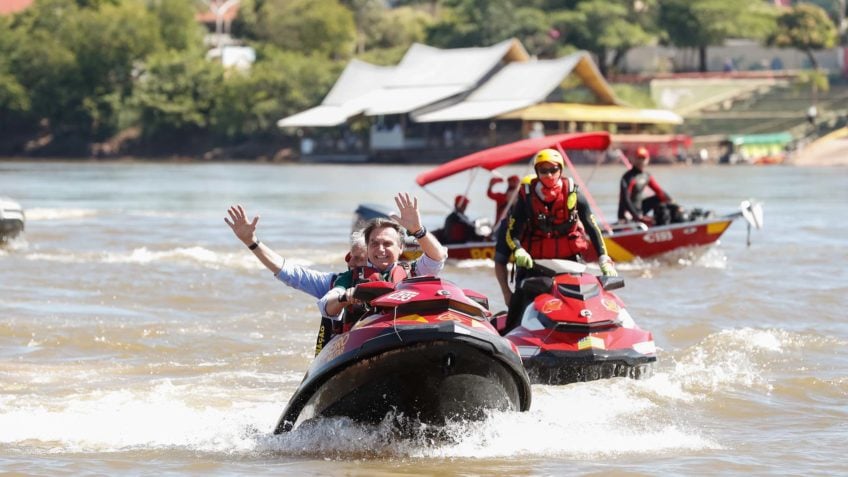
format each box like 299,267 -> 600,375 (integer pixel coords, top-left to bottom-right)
352,281 -> 396,304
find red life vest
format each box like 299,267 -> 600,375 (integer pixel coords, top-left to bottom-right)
518,177 -> 588,260
341,263 -> 413,331
351,263 -> 411,285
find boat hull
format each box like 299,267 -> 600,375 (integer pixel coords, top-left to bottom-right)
0,197 -> 25,242
401,216 -> 737,263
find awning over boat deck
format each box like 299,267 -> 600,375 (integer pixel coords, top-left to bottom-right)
498,103 -> 684,125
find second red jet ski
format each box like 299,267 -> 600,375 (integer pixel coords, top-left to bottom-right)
492,259 -> 657,385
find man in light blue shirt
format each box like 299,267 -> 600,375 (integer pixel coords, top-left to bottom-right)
274,232 -> 367,298
225,204 -> 367,298
226,205 -> 368,355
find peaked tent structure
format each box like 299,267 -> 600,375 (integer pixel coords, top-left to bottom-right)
278,39 -> 682,162
412,52 -> 611,123
278,39 -> 529,128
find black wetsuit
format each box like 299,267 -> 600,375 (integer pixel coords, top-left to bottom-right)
617,167 -> 671,221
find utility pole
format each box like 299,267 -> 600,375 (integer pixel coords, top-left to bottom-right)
202,0 -> 240,52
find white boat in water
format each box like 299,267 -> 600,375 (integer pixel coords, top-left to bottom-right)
0,196 -> 25,242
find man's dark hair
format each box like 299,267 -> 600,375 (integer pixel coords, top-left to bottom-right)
363,218 -> 404,248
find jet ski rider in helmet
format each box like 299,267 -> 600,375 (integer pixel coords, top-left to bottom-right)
502,148 -> 617,333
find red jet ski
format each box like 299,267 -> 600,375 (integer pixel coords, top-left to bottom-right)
492,259 -> 657,385
274,276 -> 532,433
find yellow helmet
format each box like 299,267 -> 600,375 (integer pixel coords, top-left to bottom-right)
532,148 -> 565,169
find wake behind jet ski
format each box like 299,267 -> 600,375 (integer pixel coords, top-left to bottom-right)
274,276 -> 532,434
492,259 -> 656,385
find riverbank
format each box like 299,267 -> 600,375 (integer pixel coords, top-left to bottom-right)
788,128 -> 848,166
0,129 -> 300,163
3,130 -> 846,166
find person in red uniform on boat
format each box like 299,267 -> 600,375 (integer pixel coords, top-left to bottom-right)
487,175 -> 521,224
319,193 -> 448,323
503,149 -> 616,333
618,146 -> 679,225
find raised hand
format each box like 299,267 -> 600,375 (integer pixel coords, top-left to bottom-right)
225,205 -> 259,245
390,192 -> 422,234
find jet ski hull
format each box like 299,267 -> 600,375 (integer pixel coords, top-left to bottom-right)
275,278 -> 532,434
501,260 -> 658,385
522,349 -> 655,385
0,197 -> 24,242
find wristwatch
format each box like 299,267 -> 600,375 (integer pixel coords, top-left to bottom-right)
412,226 -> 427,240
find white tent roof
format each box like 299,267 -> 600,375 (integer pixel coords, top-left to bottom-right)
278,39 -> 528,128
322,59 -> 395,106
413,53 -> 592,123
277,105 -> 353,128
387,40 -> 519,88
359,86 -> 467,115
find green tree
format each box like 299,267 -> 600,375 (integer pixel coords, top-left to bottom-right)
359,6 -> 432,52
149,0 -> 204,52
251,0 -> 356,60
61,2 -> 163,136
130,49 -> 225,138
554,0 -> 655,77
0,18 -> 30,120
768,3 -> 838,69
211,46 -> 341,139
343,0 -> 384,54
426,0 -> 519,47
658,0 -> 777,72
6,29 -> 82,130
510,7 -> 558,58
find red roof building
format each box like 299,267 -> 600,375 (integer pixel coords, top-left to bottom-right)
0,0 -> 33,15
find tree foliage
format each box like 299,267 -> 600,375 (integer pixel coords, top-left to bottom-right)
426,0 -> 519,48
131,49 -> 225,137
768,3 -> 838,69
555,0 -> 655,76
0,0 -> 840,155
250,0 -> 356,60
658,0 -> 777,71
211,47 -> 341,139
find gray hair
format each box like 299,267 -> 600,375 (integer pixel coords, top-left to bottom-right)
350,229 -> 366,249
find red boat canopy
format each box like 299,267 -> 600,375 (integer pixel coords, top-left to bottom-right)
415,132 -> 611,186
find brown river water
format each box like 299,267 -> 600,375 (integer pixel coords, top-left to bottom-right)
0,160 -> 846,475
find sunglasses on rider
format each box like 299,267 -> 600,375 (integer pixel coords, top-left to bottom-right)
536,166 -> 560,175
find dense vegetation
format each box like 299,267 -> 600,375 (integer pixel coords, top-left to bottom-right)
0,0 -> 842,157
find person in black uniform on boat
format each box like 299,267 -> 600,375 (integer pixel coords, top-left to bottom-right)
434,194 -> 485,244
617,147 -> 682,226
